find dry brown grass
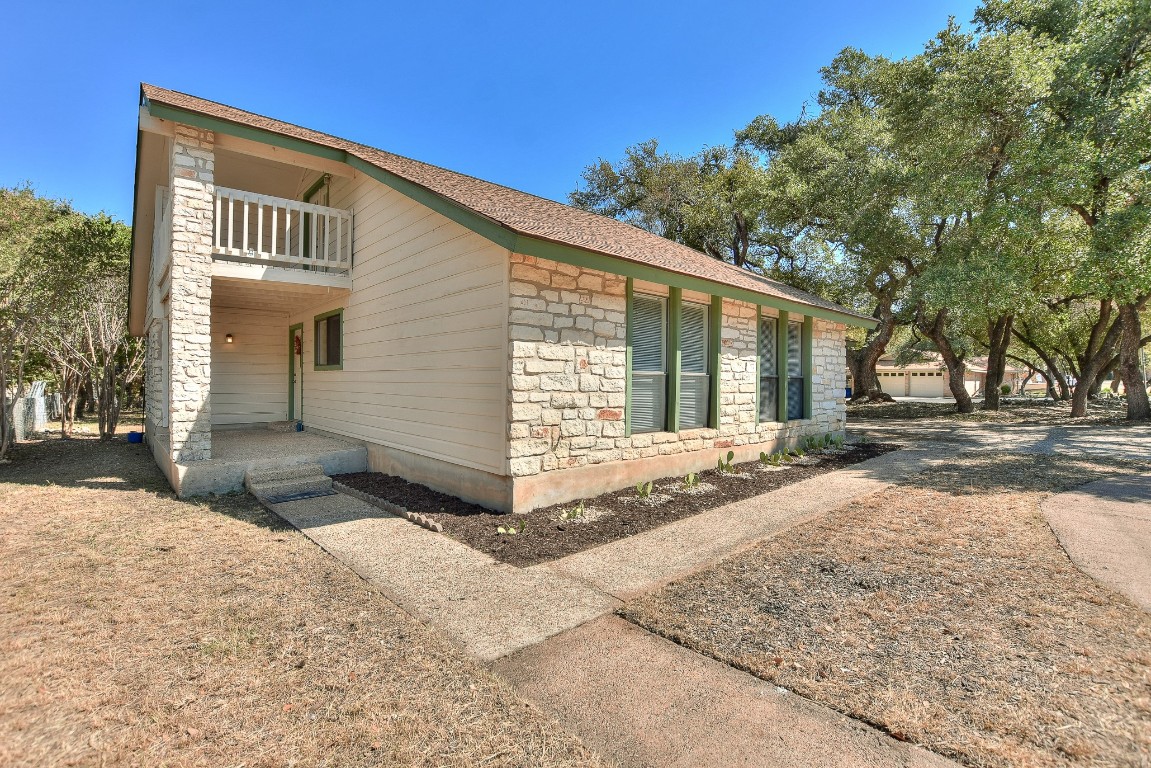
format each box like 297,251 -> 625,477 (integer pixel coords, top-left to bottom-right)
846,397 -> 1130,424
0,437 -> 605,768
621,452 -> 1151,768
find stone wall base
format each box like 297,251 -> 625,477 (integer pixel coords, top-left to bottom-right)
511,425 -> 841,513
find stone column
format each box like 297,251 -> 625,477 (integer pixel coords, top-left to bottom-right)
167,124 -> 215,463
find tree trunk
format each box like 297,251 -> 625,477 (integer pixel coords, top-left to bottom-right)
847,298 -> 897,397
982,314 -> 1014,411
916,306 -> 974,413
1118,302 -> 1150,420
1069,301 -> 1123,417
1012,327 -> 1071,399
0,358 -> 9,460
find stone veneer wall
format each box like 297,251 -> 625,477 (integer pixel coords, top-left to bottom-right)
507,254 -> 847,480
166,124 -> 215,463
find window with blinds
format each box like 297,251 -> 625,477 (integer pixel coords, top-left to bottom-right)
631,294 -> 667,433
787,319 -> 805,419
759,315 -> 778,421
680,301 -> 710,429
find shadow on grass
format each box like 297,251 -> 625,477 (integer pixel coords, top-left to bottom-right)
895,452 -> 1151,497
0,436 -> 292,532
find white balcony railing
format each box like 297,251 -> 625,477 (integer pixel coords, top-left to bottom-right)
213,187 -> 352,273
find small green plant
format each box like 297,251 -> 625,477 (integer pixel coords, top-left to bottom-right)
636,480 -> 654,499
496,519 -> 526,535
759,451 -> 770,464
781,451 -> 794,463
716,450 -> 736,473
1000,383 -> 1012,395
793,447 -> 806,458
558,500 -> 585,522
770,452 -> 783,466
830,434 -> 845,449
682,472 -> 700,490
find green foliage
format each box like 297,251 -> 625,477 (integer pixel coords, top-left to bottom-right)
558,500 -> 585,522
682,472 -> 700,490
635,481 -> 654,499
716,450 -> 736,473
496,519 -> 526,535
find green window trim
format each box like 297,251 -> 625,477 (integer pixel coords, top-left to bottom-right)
709,296 -> 722,430
776,310 -> 790,423
803,316 -> 814,420
625,278 -> 633,438
667,287 -> 682,433
313,308 -> 344,371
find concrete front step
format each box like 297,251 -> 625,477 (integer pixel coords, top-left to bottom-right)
246,463 -> 327,488
249,476 -> 334,502
246,463 -> 333,503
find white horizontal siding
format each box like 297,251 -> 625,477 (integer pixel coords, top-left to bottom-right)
210,308 -> 289,426
290,174 -> 509,474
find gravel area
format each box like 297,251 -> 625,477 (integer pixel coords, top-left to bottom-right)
0,436 -> 603,768
620,452 -> 1151,768
336,442 -> 899,568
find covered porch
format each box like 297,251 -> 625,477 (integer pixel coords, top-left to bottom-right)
174,426 -> 368,497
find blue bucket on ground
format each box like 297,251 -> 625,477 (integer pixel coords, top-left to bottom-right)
127,431 -> 143,444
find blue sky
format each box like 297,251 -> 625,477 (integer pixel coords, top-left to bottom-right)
2,1 -> 978,222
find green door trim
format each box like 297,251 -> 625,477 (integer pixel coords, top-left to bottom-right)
288,323 -> 302,420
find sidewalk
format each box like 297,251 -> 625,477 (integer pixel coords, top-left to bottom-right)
1043,473 -> 1151,612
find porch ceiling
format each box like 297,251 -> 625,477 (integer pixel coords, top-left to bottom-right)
211,275 -> 349,313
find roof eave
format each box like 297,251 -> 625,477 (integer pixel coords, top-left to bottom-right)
141,92 -> 877,330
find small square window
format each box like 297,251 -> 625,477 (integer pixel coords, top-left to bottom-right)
314,310 -> 342,369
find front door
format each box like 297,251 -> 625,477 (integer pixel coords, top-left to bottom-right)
288,323 -> 303,421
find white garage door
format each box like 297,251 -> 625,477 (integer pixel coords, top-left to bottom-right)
909,371 -> 948,397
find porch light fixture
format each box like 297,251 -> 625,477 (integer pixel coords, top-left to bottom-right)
225,333 -> 234,343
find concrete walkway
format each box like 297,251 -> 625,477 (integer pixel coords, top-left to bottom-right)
269,493 -> 618,662
267,444 -> 967,767
1043,473 -> 1151,612
536,441 -> 946,599
494,616 -> 956,768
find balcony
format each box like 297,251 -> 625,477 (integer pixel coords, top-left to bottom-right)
212,187 -> 353,287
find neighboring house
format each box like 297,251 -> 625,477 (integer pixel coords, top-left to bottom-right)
850,354 -> 1026,398
129,85 -> 875,511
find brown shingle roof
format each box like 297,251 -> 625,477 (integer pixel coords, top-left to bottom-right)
141,84 -> 867,322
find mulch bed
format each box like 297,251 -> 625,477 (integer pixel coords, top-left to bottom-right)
619,452 -> 1151,768
334,442 -> 899,567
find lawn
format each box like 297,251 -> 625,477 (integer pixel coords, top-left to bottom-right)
0,436 -> 603,768
620,452 -> 1151,768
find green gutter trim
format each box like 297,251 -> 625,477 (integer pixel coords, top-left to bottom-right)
624,278 -> 633,438
754,304 -> 761,424
802,316 -> 814,420
667,287 -> 682,433
777,311 -> 790,424
709,295 -> 722,430
143,100 -> 875,329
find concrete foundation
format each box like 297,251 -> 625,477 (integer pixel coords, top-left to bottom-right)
365,441 -> 512,512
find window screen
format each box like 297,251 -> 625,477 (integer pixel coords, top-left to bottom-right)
787,320 -> 804,420
680,302 -> 710,429
631,294 -> 666,433
759,315 -> 778,421
315,312 -> 342,368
